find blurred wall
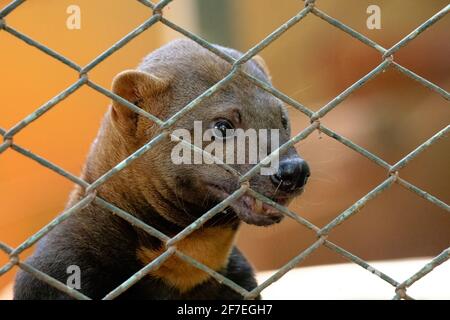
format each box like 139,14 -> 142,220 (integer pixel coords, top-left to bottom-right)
0,0 -> 449,292
228,0 -> 450,271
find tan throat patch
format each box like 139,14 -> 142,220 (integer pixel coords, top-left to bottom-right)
137,226 -> 236,293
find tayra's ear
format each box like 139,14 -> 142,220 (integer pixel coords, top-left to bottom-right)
252,55 -> 271,81
110,70 -> 168,134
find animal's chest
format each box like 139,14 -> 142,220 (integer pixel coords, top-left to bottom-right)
137,227 -> 236,293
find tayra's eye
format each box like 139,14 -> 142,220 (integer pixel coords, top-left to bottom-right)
213,119 -> 235,139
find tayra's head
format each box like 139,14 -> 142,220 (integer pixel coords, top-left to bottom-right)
103,39 -> 310,227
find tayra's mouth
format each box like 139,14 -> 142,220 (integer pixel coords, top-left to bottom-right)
207,185 -> 291,226
229,194 -> 287,226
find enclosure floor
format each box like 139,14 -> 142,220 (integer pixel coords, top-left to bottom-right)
1,258 -> 448,300
256,257 -> 449,300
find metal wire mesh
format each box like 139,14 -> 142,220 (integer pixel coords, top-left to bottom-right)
0,0 -> 449,300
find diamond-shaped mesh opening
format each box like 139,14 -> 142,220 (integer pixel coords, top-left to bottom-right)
328,184 -> 450,260
0,0 -> 448,300
0,35 -> 76,126
13,87 -> 109,170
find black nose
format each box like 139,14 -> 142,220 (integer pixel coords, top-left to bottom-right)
270,158 -> 310,192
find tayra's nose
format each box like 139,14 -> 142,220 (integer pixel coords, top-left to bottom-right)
270,158 -> 310,192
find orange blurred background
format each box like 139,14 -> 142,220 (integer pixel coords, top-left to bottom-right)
1,0 -> 449,293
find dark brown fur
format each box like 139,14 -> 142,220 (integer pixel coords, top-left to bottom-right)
14,39 -> 303,299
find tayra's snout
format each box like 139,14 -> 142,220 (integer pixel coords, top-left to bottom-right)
270,157 -> 310,192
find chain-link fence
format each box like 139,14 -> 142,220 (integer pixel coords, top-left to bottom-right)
0,0 -> 449,300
